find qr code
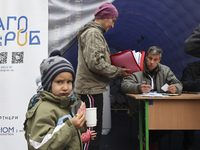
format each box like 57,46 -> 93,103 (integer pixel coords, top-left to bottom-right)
0,52 -> 8,64
12,52 -> 24,64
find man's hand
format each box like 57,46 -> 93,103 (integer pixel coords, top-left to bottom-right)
140,81 -> 152,93
121,68 -> 132,78
168,85 -> 177,93
90,130 -> 97,140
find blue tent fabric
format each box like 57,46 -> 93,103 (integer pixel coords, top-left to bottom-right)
63,0 -> 200,80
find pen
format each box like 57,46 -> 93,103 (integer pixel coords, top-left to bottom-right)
141,81 -> 146,85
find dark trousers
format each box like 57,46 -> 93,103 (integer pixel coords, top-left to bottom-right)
81,94 -> 103,150
183,130 -> 195,149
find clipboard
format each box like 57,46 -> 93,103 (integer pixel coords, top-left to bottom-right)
110,49 -> 145,73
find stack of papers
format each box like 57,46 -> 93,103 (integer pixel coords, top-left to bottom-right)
132,50 -> 142,66
140,92 -> 170,97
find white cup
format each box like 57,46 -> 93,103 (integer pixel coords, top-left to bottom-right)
85,107 -> 97,127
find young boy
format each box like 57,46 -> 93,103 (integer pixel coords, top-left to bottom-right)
24,51 -> 90,150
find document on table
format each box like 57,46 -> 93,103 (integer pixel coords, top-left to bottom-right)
140,92 -> 170,97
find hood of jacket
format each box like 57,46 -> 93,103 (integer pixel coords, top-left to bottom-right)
77,21 -> 106,39
39,90 -> 80,109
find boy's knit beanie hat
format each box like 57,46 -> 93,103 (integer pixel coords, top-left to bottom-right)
94,2 -> 118,19
40,50 -> 75,92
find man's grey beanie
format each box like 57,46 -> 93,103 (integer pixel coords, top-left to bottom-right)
40,50 -> 75,92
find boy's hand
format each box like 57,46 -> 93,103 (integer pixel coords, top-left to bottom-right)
83,119 -> 88,129
71,112 -> 86,130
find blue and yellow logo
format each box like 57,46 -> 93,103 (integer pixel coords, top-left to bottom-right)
0,16 -> 41,46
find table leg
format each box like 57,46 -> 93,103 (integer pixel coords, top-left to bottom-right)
145,100 -> 149,150
139,100 -> 143,150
